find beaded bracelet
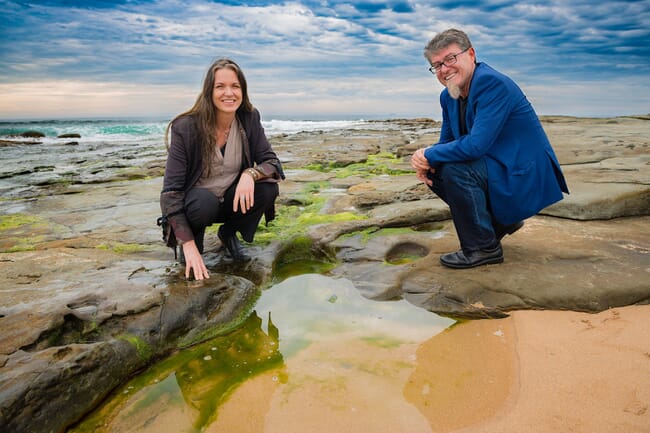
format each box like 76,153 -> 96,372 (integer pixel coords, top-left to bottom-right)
246,168 -> 260,181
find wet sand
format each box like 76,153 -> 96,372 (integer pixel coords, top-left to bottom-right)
205,305 -> 650,433
454,305 -> 650,433
408,305 -> 650,433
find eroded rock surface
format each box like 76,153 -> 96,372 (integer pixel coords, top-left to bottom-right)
0,116 -> 649,433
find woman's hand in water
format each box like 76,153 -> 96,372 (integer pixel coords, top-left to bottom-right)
182,240 -> 209,280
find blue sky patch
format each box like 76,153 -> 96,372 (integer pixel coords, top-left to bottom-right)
0,0 -> 648,119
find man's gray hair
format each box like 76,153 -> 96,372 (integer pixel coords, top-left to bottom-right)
424,28 -> 473,60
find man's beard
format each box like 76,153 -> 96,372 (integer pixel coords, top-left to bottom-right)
447,83 -> 461,100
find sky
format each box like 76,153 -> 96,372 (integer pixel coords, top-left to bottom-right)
0,0 -> 649,120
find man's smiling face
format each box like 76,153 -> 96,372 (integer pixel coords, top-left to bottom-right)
429,43 -> 476,99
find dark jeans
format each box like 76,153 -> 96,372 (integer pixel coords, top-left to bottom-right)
428,158 -> 507,252
184,181 -> 279,253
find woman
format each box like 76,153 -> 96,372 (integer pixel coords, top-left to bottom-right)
160,58 -> 284,280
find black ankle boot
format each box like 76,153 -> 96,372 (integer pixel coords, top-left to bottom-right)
218,229 -> 251,262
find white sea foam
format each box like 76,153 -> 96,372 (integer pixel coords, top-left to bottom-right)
262,119 -> 373,136
0,117 -> 381,142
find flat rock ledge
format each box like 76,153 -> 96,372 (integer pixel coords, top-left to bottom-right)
1,116 -> 649,433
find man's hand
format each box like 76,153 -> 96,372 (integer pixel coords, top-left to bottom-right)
415,169 -> 433,186
411,148 -> 435,186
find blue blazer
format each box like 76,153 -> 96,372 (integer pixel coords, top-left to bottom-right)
424,62 -> 569,225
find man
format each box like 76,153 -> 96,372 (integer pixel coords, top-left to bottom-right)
411,29 -> 568,269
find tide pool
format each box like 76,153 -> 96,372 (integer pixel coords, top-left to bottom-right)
68,274 -> 454,433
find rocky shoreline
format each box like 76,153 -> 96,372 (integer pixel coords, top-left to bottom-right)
0,115 -> 649,432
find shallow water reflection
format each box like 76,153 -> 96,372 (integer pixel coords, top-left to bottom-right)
70,274 -> 454,433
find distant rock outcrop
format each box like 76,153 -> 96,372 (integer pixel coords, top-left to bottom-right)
57,133 -> 81,139
18,130 -> 45,138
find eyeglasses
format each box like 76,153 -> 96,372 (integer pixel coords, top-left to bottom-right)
428,47 -> 471,74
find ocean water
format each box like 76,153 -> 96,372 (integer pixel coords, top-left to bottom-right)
0,117 -> 388,200
0,117 -> 380,144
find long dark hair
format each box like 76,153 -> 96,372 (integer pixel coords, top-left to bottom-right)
165,58 -> 253,174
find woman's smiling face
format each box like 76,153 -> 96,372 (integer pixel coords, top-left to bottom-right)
212,67 -> 242,114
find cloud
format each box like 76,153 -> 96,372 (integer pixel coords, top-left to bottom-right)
0,80 -> 195,119
0,0 -> 648,119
